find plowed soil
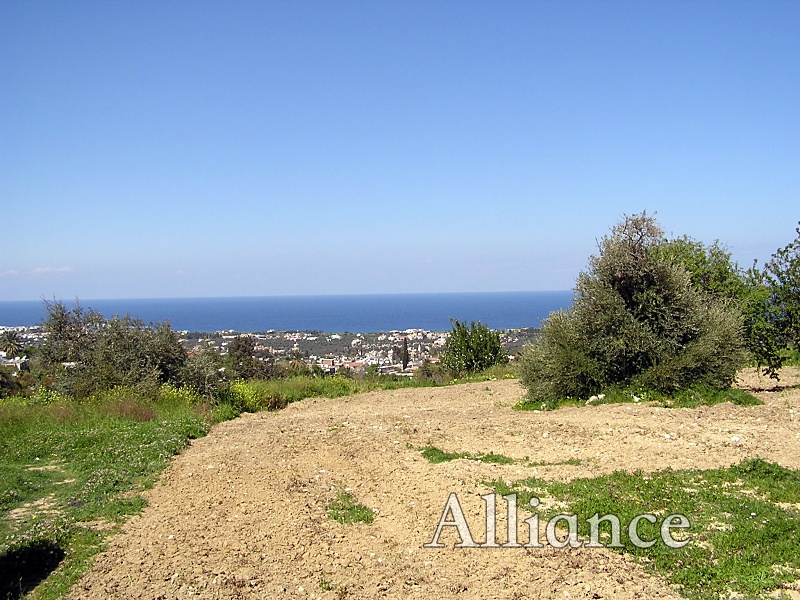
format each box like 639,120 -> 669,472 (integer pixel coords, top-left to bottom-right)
67,368 -> 800,600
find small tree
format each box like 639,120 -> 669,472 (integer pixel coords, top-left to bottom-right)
284,348 -> 310,376
764,224 -> 800,347
181,347 -> 226,398
401,337 -> 410,370
227,335 -> 277,380
441,319 -> 508,375
518,213 -> 747,407
748,223 -> 800,377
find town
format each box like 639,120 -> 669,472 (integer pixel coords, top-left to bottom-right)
1,325 -> 539,376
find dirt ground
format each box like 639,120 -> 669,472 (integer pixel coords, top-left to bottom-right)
66,368 -> 800,600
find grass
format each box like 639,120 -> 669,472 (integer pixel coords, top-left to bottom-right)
327,490 -> 375,525
514,384 -> 762,411
659,386 -> 763,408
228,367 -> 516,412
487,458 -> 800,600
0,386 -> 237,600
527,457 -> 583,467
418,445 -> 515,465
418,445 -> 584,468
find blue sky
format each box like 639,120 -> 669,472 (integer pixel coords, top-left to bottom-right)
2,0 -> 798,301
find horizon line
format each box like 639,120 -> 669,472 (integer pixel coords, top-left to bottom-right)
0,289 -> 574,304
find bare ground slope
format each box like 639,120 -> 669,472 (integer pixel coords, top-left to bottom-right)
67,369 -> 800,600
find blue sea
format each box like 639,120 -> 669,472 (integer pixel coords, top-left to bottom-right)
0,292 -> 573,333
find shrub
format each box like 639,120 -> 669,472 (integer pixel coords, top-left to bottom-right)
415,359 -> 451,384
158,383 -> 204,405
746,223 -> 800,377
517,213 -> 747,408
180,347 -> 227,399
656,227 -> 800,379
35,300 -> 187,398
440,319 -> 508,375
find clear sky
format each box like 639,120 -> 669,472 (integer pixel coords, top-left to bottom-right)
2,0 -> 798,301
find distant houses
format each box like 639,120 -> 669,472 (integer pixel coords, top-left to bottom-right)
0,353 -> 30,372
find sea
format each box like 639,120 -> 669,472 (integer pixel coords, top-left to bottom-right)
0,291 -> 573,333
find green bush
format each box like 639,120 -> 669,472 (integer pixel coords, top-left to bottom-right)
657,226 -> 800,379
440,319 -> 508,375
746,223 -> 800,377
518,213 -> 748,409
226,335 -> 279,380
35,300 -> 187,398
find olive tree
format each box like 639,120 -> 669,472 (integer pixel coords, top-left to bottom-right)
518,213 -> 747,407
36,300 -> 186,397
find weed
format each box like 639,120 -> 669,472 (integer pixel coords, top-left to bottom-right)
327,490 -> 375,525
527,458 -> 583,467
319,575 -> 335,591
418,445 -> 515,465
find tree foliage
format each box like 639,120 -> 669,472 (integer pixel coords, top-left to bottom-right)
1,331 -> 23,359
747,224 -> 800,376
441,319 -> 508,375
654,236 -> 748,301
36,300 -> 187,398
656,226 -> 800,378
227,335 -> 278,380
518,213 -> 748,407
765,224 -> 800,347
181,346 -> 227,398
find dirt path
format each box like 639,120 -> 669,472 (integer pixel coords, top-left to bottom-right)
67,369 -> 800,599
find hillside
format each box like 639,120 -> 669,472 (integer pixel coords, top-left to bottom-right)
66,369 -> 800,599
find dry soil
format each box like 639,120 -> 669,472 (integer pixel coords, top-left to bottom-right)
66,368 -> 800,600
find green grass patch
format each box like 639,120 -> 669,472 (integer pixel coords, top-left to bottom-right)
488,458 -> 800,600
0,385 -> 241,599
418,445 -> 515,465
514,384 -> 762,411
327,490 -> 375,525
660,386 -> 763,408
527,457 -> 583,467
228,367 -> 517,413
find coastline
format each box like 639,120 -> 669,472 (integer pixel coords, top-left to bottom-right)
0,291 -> 572,332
